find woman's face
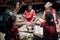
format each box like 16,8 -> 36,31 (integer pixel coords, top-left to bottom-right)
45,6 -> 52,12
16,2 -> 20,8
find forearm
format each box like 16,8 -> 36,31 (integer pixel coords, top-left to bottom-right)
33,18 -> 38,23
53,14 -> 58,24
22,15 -> 26,21
42,10 -> 46,19
31,17 -> 36,22
16,21 -> 30,25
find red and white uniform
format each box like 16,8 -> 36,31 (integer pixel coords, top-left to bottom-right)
43,8 -> 58,24
23,9 -> 36,22
51,8 -> 58,24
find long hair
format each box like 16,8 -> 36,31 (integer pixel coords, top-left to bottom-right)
45,12 -> 54,25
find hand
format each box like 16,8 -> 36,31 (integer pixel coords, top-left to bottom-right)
25,22 -> 31,25
56,24 -> 59,29
55,21 -> 57,24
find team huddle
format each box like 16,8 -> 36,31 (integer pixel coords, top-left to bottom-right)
1,2 -> 59,40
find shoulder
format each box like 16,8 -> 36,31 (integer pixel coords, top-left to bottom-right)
51,8 -> 56,14
52,8 -> 56,11
24,10 -> 27,14
51,8 -> 56,12
31,9 -> 35,12
24,10 -> 28,13
31,9 -> 36,14
24,10 -> 27,12
9,11 -> 13,15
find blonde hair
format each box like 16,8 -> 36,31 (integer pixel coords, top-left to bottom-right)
44,2 -> 53,8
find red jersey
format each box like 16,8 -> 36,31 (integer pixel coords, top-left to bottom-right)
40,21 -> 58,40
23,9 -> 36,22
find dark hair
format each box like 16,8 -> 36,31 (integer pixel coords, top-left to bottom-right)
6,16 -> 16,29
10,5 -> 16,10
27,2 -> 32,7
45,12 -> 54,25
8,16 -> 16,23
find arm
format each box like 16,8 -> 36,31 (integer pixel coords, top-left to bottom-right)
15,21 -> 31,25
35,18 -> 45,26
31,10 -> 36,22
23,11 -> 27,21
42,10 -> 46,19
31,17 -> 36,22
53,14 -> 57,24
23,15 -> 27,22
52,9 -> 58,24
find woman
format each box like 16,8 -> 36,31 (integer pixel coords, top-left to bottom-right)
14,2 -> 20,15
42,2 -> 58,24
5,16 -> 20,40
14,1 -> 26,14
23,3 -> 36,23
36,12 -> 58,40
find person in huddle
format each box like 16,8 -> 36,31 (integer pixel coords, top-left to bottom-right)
23,3 -> 36,23
36,12 -> 58,40
42,2 -> 58,24
5,16 -> 20,40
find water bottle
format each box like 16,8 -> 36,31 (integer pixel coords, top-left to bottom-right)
27,34 -> 33,40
